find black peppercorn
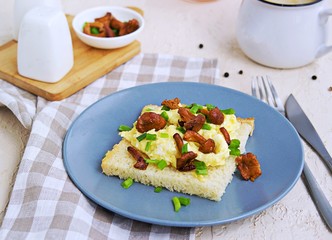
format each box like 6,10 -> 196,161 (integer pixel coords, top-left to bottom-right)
238,70 -> 243,75
198,43 -> 204,49
223,72 -> 229,78
311,75 -> 317,80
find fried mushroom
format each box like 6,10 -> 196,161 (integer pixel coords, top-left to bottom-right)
235,152 -> 262,181
220,127 -> 231,145
176,151 -> 197,171
178,107 -> 205,132
207,107 -> 224,125
127,146 -> 148,170
136,112 -> 167,133
183,130 -> 215,154
162,98 -> 181,110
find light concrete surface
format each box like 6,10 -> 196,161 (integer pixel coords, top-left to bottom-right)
1,0 -> 332,239
0,107 -> 29,225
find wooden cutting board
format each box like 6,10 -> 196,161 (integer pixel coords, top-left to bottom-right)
0,15 -> 141,101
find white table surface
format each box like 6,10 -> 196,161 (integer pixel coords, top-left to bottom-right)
1,0 -> 331,239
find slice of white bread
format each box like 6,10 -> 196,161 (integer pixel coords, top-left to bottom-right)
101,118 -> 254,201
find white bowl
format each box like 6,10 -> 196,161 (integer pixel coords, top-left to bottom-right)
72,6 -> 144,49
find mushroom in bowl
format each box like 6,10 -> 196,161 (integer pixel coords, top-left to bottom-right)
72,6 -> 144,49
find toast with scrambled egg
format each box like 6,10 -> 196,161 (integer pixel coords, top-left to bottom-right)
101,99 -> 256,201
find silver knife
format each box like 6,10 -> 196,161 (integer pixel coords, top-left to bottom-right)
285,94 -> 332,230
285,94 -> 332,173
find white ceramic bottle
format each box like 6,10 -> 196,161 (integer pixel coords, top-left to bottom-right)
13,0 -> 62,41
17,6 -> 74,83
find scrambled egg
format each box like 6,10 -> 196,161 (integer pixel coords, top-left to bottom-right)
120,105 -> 240,168
120,105 -> 241,168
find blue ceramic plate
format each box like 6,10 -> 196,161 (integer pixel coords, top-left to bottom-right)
63,82 -> 304,227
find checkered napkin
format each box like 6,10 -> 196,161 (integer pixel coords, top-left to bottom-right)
0,53 -> 219,239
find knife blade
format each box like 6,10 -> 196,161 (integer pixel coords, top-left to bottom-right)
285,94 -> 332,173
285,94 -> 332,230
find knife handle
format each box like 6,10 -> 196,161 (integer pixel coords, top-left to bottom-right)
313,141 -> 332,173
302,162 -> 332,230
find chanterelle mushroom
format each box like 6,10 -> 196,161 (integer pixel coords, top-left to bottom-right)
136,112 -> 166,133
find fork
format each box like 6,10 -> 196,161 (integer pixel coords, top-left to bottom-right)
251,76 -> 285,115
251,76 -> 332,230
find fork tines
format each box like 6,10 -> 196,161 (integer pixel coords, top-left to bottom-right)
251,76 -> 285,115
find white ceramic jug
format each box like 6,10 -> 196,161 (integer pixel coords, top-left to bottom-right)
236,0 -> 332,68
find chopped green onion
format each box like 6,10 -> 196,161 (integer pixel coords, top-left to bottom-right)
221,108 -> 236,115
194,161 -> 208,175
154,186 -> 163,193
146,133 -> 157,140
176,127 -> 186,134
160,111 -> 169,121
159,132 -> 169,138
121,178 -> 133,189
118,125 -> 132,131
179,197 -> 191,206
194,161 -> 206,169
144,108 -> 153,112
196,168 -> 208,175
190,105 -> 200,114
202,123 -> 212,130
91,27 -> 100,34
145,159 -> 159,164
145,141 -> 152,151
229,139 -> 240,149
112,28 -> 119,36
136,133 -> 147,142
228,139 -> 241,156
157,160 -> 167,170
229,148 -> 241,156
172,197 -> 181,212
190,103 -> 203,114
161,105 -> 170,111
145,159 -> 167,170
172,196 -> 191,212
206,104 -> 216,111
181,143 -> 188,154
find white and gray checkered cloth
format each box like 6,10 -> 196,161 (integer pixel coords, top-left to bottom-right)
0,53 -> 219,239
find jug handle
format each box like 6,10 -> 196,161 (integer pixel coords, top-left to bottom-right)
317,9 -> 332,58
